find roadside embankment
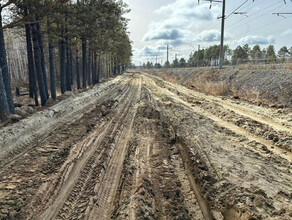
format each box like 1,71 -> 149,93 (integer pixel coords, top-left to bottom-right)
145,66 -> 292,108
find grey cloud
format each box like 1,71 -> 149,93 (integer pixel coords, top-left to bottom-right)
196,30 -> 221,42
133,45 -> 165,58
143,28 -> 183,41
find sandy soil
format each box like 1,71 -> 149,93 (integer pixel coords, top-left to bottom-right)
0,72 -> 291,220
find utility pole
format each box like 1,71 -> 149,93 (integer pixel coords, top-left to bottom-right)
219,0 -> 226,69
197,45 -> 200,67
167,45 -> 169,63
198,0 -> 225,69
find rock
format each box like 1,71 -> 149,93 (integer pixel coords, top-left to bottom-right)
15,108 -> 27,117
254,195 -> 265,208
9,114 -> 22,122
101,105 -> 108,116
64,91 -> 74,96
212,211 -> 224,220
8,210 -> 18,220
26,106 -> 34,114
273,136 -> 279,143
233,95 -> 240,100
45,98 -> 55,106
261,146 -> 269,152
268,133 -> 274,140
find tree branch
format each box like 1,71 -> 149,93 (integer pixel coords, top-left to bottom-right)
0,0 -> 69,30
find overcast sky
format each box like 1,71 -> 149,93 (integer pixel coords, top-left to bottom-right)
123,0 -> 292,65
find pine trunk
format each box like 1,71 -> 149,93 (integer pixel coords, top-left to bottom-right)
0,9 -> 14,113
31,20 -> 47,106
36,17 -> 49,99
70,48 -> 73,85
97,54 -> 100,83
66,44 -> 72,91
0,68 -> 9,114
88,50 -> 91,86
25,16 -> 39,106
59,26 -> 66,94
92,53 -> 97,84
49,42 -> 56,99
82,37 -> 87,89
24,9 -> 35,98
76,47 -> 81,89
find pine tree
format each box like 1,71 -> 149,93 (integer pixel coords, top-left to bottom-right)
0,5 -> 15,113
0,68 -> 10,114
31,17 -> 47,106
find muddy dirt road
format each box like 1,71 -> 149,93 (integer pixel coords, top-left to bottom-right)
0,72 -> 291,220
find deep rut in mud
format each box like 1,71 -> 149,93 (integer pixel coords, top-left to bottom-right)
0,72 -> 291,220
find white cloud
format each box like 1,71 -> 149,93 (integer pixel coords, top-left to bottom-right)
142,0 -> 220,46
131,45 -> 167,65
234,35 -> 275,46
155,0 -> 220,21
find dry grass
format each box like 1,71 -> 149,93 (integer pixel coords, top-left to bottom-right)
149,69 -> 232,96
235,63 -> 292,70
283,62 -> 292,70
146,67 -> 292,107
184,70 -> 231,96
159,73 -> 181,84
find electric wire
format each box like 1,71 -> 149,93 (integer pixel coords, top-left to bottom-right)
225,0 -> 249,19
226,0 -> 283,30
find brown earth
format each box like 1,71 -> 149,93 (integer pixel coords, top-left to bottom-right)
0,72 -> 291,220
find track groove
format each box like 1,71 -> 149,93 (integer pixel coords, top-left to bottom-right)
38,77 -> 142,220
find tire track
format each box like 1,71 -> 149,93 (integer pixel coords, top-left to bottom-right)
87,77 -> 141,219
38,77 -> 141,220
146,73 -> 292,134
0,77 -> 131,174
176,141 -> 214,220
142,74 -> 292,162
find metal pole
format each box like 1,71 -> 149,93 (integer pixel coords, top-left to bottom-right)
197,44 -> 200,67
167,45 -> 169,63
219,0 -> 226,69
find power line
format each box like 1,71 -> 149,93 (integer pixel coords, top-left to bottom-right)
230,2 -> 287,35
225,0 -> 249,19
273,12 -> 292,18
239,0 -> 256,11
233,16 -> 287,38
226,0 -> 283,30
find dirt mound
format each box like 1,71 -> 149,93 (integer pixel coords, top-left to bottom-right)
146,67 -> 292,107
